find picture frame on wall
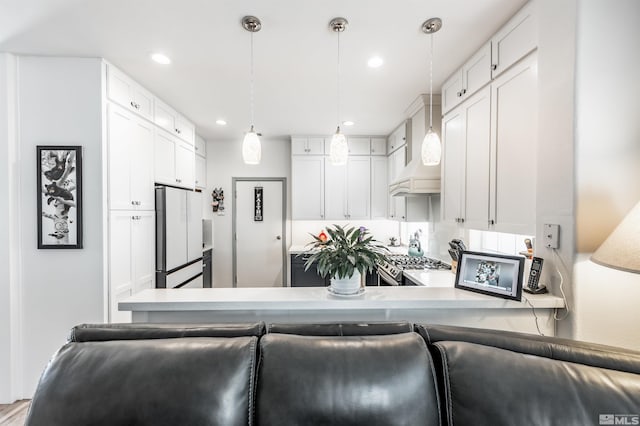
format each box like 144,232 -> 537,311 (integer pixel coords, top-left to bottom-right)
37,145 -> 83,249
454,251 -> 524,301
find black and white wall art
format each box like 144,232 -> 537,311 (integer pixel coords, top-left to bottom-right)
37,146 -> 83,249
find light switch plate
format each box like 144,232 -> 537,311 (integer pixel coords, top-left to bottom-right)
544,224 -> 560,249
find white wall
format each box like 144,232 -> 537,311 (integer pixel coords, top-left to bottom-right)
0,53 -> 21,403
534,0 -> 577,338
206,137 -> 291,287
572,0 -> 640,350
16,56 -> 105,397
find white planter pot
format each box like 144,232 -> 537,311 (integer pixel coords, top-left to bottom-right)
330,271 -> 362,295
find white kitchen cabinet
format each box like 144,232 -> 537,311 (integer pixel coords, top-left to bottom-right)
107,103 -> 154,211
323,137 -> 370,156
292,156 -> 325,219
324,157 -> 371,220
387,122 -> 407,155
442,42 -> 492,115
195,155 -> 206,189
106,64 -> 154,121
387,146 -> 407,220
195,134 -> 206,157
154,129 -> 195,189
154,99 -> 195,145
108,210 -> 154,322
291,137 -> 324,155
490,53 -> 537,234
370,156 -> 388,219
370,138 -> 386,156
441,87 -> 491,229
491,1 -> 536,79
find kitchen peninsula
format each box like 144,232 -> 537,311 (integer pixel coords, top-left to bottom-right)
120,286 -> 564,335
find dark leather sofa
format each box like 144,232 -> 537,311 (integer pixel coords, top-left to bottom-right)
26,322 -> 640,426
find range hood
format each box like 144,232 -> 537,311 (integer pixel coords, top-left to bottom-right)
389,158 -> 441,196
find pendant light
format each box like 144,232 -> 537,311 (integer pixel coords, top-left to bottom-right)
421,17 -> 443,166
329,17 -> 349,166
242,16 -> 262,165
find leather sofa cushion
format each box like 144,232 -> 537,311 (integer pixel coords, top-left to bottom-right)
268,321 -> 413,336
256,333 -> 441,426
69,322 -> 265,342
26,336 -> 258,426
431,341 -> 640,426
416,324 -> 640,374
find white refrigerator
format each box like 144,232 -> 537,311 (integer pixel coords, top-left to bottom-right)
155,186 -> 203,288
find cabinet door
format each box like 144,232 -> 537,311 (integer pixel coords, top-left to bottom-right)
195,155 -> 206,189
392,147 -> 407,221
463,87 -> 492,230
175,115 -> 195,145
370,138 -> 386,156
463,42 -> 492,98
292,156 -> 324,219
129,117 -> 155,210
441,108 -> 464,224
370,156 -> 388,219
154,129 -> 177,186
109,211 -> 133,322
131,85 -> 154,122
307,137 -> 324,155
175,141 -> 195,189
132,211 -> 155,293
324,159 -> 348,219
194,134 -> 206,157
347,157 -> 371,219
291,137 -> 308,155
387,122 -> 406,154
442,70 -> 463,115
347,137 -> 371,156
490,54 -> 537,234
154,100 -> 177,135
107,104 -> 133,210
106,65 -> 153,121
491,2 -> 536,78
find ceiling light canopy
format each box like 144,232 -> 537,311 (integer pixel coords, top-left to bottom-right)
151,53 -> 171,65
421,17 -> 443,166
329,17 -> 349,166
367,56 -> 384,68
242,15 -> 262,165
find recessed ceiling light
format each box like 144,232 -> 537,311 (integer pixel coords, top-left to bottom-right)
343,120 -> 355,126
367,56 -> 383,68
151,53 -> 171,65
215,119 -> 227,126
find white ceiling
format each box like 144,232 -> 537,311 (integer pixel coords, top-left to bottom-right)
0,0 -> 527,140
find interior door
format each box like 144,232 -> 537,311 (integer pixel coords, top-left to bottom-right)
234,180 -> 285,287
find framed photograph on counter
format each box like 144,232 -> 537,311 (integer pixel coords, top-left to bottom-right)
455,251 -> 524,301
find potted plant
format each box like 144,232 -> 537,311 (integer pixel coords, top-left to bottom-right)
303,225 -> 389,295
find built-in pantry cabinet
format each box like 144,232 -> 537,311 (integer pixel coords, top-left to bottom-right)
440,1 -> 537,235
104,61 -> 198,322
292,155 -> 325,219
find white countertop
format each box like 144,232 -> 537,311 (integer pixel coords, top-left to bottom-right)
120,286 -> 565,312
403,270 -> 455,287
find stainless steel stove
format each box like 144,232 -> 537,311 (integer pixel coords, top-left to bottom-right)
377,254 -> 451,286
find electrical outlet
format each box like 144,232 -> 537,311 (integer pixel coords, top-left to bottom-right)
544,224 -> 560,249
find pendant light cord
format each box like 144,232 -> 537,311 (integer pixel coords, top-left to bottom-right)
336,30 -> 341,129
250,31 -> 255,129
429,33 -> 434,130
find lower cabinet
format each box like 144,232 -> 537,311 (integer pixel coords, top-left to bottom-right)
108,210 -> 155,322
290,255 -> 377,287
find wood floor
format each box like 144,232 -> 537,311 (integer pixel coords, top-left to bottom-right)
0,400 -> 30,426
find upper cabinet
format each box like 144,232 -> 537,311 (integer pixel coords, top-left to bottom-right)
194,134 -> 206,158
370,138 -> 386,156
106,64 -> 154,121
155,129 -> 195,190
292,137 -> 324,155
387,122 -> 407,155
491,1 -> 537,79
442,42 -> 492,115
154,99 -> 195,145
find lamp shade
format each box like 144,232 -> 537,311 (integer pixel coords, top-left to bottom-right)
421,128 -> 442,166
591,201 -> 640,273
329,131 -> 348,166
242,130 -> 261,165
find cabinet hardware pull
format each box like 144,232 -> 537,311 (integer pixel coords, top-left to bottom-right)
130,101 -> 135,107
457,92 -> 462,97
462,89 -> 467,95
491,64 -> 497,70
460,218 -> 465,223
489,219 -> 495,225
